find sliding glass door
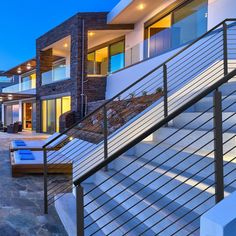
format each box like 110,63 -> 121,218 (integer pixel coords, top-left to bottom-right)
42,96 -> 71,133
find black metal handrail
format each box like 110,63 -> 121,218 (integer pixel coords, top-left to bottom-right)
43,18 -> 236,212
43,18 -> 236,235
42,18 -> 236,149
73,68 -> 236,186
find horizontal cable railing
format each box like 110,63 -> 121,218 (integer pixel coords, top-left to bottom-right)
74,68 -> 236,236
41,19 -> 236,234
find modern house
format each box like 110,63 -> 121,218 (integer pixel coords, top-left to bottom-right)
5,0 -> 236,235
1,59 -> 36,130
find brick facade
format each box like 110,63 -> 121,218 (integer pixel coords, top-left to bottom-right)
36,12 -> 133,132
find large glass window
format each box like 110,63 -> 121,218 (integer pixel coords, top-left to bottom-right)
87,47 -> 108,76
146,0 -> 208,57
87,40 -> 125,75
110,41 -> 125,73
53,59 -> 67,82
4,104 -> 19,125
42,96 -> 71,133
22,73 -> 36,91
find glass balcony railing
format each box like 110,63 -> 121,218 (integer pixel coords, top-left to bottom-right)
41,66 -> 70,85
2,80 -> 36,94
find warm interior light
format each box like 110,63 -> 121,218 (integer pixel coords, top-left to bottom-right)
63,43 -> 68,48
69,137 -> 73,141
26,63 -> 31,70
8,94 -> 13,100
138,3 -> 145,10
17,67 -> 22,74
88,32 -> 95,37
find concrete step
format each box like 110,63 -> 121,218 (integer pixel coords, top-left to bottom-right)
152,127 -> 236,157
194,95 -> 236,112
83,183 -> 156,236
113,155 -> 216,215
55,193 -> 105,236
207,81 -> 236,97
172,112 -> 236,132
94,170 -> 199,235
134,141 -> 236,189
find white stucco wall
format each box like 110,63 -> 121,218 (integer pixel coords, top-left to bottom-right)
208,0 -> 236,30
106,46 -> 183,99
106,0 -> 236,99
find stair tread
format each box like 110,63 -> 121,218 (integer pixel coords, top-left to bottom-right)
83,183 -> 157,236
98,169 -> 200,234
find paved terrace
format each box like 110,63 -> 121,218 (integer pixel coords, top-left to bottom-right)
0,131 -> 67,236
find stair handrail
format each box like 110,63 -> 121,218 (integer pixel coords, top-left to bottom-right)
74,67 -> 236,186
43,18 -> 236,149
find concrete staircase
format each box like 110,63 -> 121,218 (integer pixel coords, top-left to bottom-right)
55,80 -> 236,235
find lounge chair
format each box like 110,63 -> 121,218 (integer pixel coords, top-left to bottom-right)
7,123 -> 19,133
10,138 -> 81,177
10,132 -> 67,152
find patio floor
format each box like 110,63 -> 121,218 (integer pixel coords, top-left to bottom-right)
0,132 -> 67,236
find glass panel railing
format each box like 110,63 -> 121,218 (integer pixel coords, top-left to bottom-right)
2,80 -> 36,93
41,66 -> 70,85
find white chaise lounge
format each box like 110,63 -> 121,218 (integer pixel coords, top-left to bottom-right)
10,132 -> 68,152
10,136 -> 81,177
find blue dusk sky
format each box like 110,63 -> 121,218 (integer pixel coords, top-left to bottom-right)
0,0 -> 119,71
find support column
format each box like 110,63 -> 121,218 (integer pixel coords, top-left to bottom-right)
1,104 -> 4,125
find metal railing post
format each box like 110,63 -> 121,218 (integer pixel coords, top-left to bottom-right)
213,90 -> 224,203
43,147 -> 48,214
76,184 -> 84,236
223,22 -> 228,76
103,105 -> 108,171
163,64 -> 168,125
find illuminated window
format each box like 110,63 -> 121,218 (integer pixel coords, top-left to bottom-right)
42,101 -> 47,132
56,99 -> 62,133
145,0 -> 208,57
42,96 -> 71,133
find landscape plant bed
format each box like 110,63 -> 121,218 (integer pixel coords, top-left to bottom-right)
76,90 -> 163,143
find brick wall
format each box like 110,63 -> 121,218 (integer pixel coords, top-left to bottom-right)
36,12 -> 133,132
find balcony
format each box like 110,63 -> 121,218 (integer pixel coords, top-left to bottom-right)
2,80 -> 36,94
41,68 -> 70,85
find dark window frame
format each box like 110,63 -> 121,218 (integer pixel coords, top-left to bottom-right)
87,36 -> 125,75
144,0 -> 208,57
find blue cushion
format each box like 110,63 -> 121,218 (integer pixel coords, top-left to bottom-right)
19,150 -> 31,155
14,140 -> 26,146
20,154 -> 35,160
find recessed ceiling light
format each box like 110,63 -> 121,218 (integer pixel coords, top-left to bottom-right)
17,67 -> 22,74
63,43 -> 68,48
138,3 -> 145,10
88,32 -> 95,37
26,63 -> 31,70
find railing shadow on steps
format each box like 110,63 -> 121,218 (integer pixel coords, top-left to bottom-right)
42,19 -> 236,235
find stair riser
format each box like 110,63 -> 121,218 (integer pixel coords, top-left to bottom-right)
194,97 -> 236,112
134,142 -> 236,189
152,128 -> 236,155
173,113 -> 236,132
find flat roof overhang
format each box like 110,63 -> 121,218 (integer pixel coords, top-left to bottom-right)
2,58 -> 36,77
0,93 -> 35,103
107,0 -> 165,24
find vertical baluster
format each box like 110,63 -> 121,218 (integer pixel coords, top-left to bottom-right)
213,90 -> 224,203
223,22 -> 228,76
163,64 -> 168,126
43,147 -> 48,214
76,184 -> 84,236
103,106 -> 108,171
